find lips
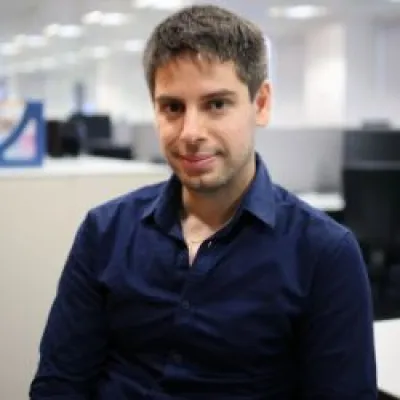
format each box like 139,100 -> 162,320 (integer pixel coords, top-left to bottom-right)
181,154 -> 214,162
179,153 -> 217,172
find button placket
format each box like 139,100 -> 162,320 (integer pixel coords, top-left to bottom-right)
181,299 -> 190,310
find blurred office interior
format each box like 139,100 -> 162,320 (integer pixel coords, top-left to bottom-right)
0,0 -> 400,399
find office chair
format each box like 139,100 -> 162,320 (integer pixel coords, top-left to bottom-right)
342,165 -> 400,298
46,120 -> 63,157
343,129 -> 400,165
68,113 -> 133,160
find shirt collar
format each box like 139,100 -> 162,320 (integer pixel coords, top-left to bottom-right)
241,153 -> 276,227
142,152 -> 276,230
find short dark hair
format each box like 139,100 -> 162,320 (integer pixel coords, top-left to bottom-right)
142,4 -> 268,100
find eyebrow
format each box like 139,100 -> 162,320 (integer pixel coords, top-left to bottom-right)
155,89 -> 237,104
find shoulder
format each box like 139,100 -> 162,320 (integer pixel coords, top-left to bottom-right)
83,180 -> 167,235
271,185 -> 368,310
274,184 -> 348,240
272,184 -> 361,270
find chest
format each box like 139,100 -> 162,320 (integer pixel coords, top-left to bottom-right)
100,228 -> 308,363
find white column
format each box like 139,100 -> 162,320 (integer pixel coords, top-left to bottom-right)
270,34 -> 307,127
343,17 -> 382,126
303,23 -> 346,126
376,23 -> 400,126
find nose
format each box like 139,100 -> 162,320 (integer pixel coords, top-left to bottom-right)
180,108 -> 205,143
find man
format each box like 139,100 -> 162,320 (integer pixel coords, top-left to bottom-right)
30,4 -> 376,399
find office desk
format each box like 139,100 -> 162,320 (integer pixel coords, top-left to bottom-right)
0,155 -> 169,178
297,192 -> 344,213
374,319 -> 400,399
0,156 -> 170,400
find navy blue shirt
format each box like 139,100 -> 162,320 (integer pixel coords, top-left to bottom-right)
30,155 -> 376,399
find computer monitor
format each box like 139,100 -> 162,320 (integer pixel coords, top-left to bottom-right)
343,129 -> 400,167
343,166 -> 400,246
69,113 -> 112,141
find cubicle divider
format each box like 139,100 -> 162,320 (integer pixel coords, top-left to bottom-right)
0,158 -> 170,400
131,124 -> 344,193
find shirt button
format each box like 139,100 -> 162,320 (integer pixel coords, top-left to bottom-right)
207,240 -> 213,248
171,352 -> 182,364
182,300 -> 190,310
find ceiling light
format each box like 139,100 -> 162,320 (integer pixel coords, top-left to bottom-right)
269,5 -> 327,19
82,11 -> 103,24
133,0 -> 186,10
60,25 -> 83,38
44,24 -> 60,36
82,11 -> 128,26
0,43 -> 19,56
101,13 -> 128,26
14,34 -> 48,48
44,24 -> 83,38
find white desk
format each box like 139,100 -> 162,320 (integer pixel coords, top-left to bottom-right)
297,192 -> 344,213
374,319 -> 400,398
0,155 -> 169,178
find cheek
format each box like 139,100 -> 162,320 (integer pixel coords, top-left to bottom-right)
157,121 -> 180,148
217,114 -> 254,150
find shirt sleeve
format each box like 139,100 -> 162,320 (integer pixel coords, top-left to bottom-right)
298,231 -> 377,399
29,211 -> 107,399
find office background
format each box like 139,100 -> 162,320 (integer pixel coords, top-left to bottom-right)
0,0 -> 400,399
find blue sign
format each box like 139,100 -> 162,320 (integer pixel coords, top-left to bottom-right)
0,101 -> 45,167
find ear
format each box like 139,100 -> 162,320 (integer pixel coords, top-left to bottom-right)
254,81 -> 271,126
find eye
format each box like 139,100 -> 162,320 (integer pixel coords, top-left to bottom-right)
161,101 -> 184,115
207,99 -> 229,112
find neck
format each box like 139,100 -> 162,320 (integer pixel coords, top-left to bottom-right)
181,156 -> 256,229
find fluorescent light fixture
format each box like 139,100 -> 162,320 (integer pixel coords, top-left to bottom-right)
82,11 -> 128,26
133,0 -> 186,10
59,25 -> 83,38
101,13 -> 129,26
0,43 -> 19,56
44,24 -> 59,37
123,39 -> 144,52
82,11 -> 103,24
44,24 -> 83,38
269,5 -> 327,19
14,34 -> 48,48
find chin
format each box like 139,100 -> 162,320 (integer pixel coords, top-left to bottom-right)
181,175 -> 229,194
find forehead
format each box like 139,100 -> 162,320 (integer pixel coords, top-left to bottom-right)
154,55 -> 245,98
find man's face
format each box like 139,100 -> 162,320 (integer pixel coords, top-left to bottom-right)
153,55 -> 270,194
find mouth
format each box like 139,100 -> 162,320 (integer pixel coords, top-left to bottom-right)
178,153 -> 218,172
181,154 -> 215,162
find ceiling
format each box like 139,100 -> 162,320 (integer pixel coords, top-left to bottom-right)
1,0 -> 400,36
1,0 -> 399,75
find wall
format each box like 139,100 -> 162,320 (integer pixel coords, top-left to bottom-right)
3,17 -> 399,127
2,15 -> 399,195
